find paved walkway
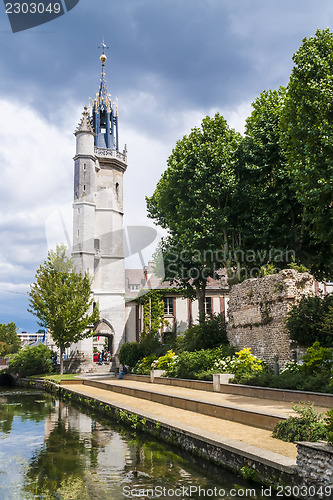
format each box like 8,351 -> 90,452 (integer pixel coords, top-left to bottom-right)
61,376 -> 312,463
84,378 -> 332,417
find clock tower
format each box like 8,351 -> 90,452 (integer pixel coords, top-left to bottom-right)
72,45 -> 127,362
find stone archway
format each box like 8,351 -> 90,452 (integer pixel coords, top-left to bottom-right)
94,319 -> 115,354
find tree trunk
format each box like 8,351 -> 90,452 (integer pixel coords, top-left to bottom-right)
60,345 -> 64,375
196,285 -> 206,324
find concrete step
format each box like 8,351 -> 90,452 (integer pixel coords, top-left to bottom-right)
78,378 -> 288,431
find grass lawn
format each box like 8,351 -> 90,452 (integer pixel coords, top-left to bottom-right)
31,373 -> 80,383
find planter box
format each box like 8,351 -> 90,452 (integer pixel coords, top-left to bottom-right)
150,370 -> 165,382
213,373 -> 233,391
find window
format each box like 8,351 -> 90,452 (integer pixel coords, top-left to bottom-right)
130,284 -> 140,291
164,297 -> 174,316
204,297 -> 212,316
94,239 -> 100,251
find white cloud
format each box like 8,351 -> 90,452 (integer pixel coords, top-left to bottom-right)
0,99 -> 77,288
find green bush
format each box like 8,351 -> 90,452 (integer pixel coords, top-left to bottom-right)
272,403 -> 327,442
133,355 -> 156,375
165,345 -> 235,380
232,343 -> 333,393
325,409 -> 333,446
233,348 -> 266,377
301,341 -> 333,374
9,344 -> 54,377
151,350 -> 176,370
119,342 -> 144,369
176,314 -> 228,352
233,368 -> 332,393
286,294 -> 333,347
0,322 -> 20,356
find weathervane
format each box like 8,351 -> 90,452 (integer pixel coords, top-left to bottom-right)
99,38 -> 109,55
99,38 -> 109,68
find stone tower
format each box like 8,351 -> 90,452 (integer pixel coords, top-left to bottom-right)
72,46 -> 127,360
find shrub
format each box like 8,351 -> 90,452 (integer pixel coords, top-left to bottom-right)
165,345 -> 236,380
301,342 -> 333,374
234,348 -> 265,375
233,368 -> 332,393
286,294 -> 333,347
280,361 -> 302,375
260,264 -> 278,276
232,343 -> 333,393
213,355 -> 238,374
119,342 -> 143,369
229,348 -> 266,383
133,355 -> 156,375
176,314 -> 228,352
325,409 -> 333,446
9,344 -> 54,377
272,403 -> 327,442
0,322 -> 20,355
151,350 -> 176,371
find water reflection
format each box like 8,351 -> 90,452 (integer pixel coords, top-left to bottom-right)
0,389 -> 279,499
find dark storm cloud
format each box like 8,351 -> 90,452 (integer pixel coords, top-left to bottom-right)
3,0 -> 329,130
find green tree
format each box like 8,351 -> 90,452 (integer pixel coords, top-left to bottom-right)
146,113 -> 241,320
285,294 -> 333,347
0,322 -> 20,356
9,344 -> 54,377
282,28 -> 333,268
236,88 -> 331,278
176,313 -> 228,352
28,245 -> 99,374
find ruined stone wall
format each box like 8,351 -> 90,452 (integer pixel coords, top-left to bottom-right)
227,270 -> 314,368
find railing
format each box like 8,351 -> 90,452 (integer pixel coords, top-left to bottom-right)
94,147 -> 127,163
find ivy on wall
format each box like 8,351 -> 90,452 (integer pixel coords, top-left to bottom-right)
138,289 -> 180,337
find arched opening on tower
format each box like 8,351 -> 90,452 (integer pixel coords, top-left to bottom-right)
94,319 -> 114,354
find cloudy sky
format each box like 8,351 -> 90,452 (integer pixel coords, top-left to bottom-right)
1,0 -> 333,331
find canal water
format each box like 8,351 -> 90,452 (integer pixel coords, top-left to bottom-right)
0,388 -> 280,499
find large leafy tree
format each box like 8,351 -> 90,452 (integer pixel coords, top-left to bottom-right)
0,322 -> 20,356
236,88 -> 331,278
282,28 -> 333,261
146,113 -> 241,320
286,294 -> 333,347
28,245 -> 99,374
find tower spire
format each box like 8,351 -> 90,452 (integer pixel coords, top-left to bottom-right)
92,40 -> 119,150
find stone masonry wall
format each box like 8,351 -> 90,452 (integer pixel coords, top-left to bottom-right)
296,442 -> 333,494
227,270 -> 314,368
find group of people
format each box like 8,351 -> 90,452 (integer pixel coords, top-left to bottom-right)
98,350 -> 111,365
